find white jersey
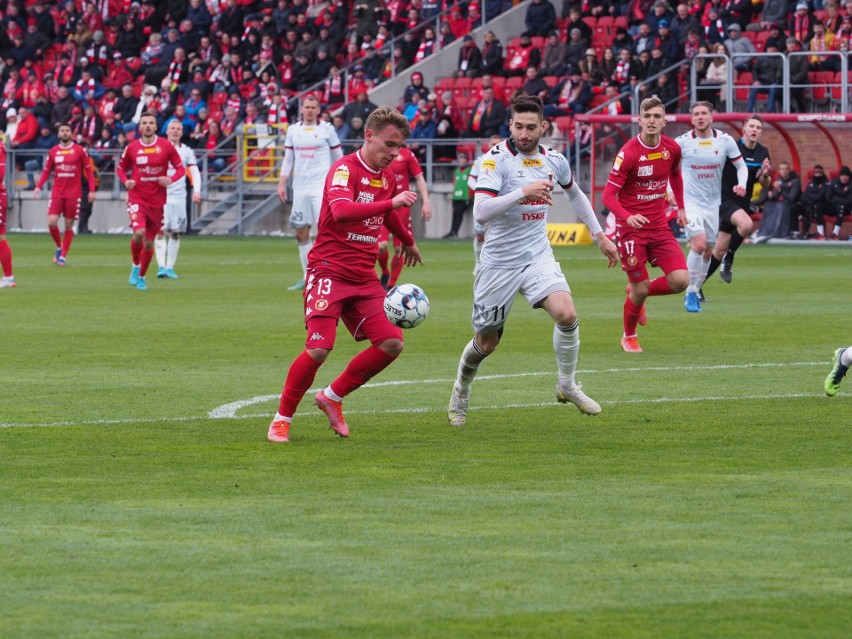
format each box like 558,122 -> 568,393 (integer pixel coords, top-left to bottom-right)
474,139 -> 573,269
166,142 -> 198,200
676,128 -> 742,211
282,120 -> 342,189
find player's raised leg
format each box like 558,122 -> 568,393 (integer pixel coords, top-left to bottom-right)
825,347 -> 850,397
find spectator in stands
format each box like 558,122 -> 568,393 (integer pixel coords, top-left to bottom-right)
103,52 -> 133,92
526,0 -> 557,37
402,72 -> 430,104
409,102 -> 438,162
613,48 -> 634,89
787,37 -> 810,113
702,6 -> 728,46
748,0 -> 789,33
824,165 -> 852,240
671,3 -> 699,43
633,49 -> 653,81
438,21 -> 456,49
24,124 -> 59,190
634,23 -> 656,56
457,35 -> 483,78
540,31 -> 568,77
720,0 -> 752,31
810,22 -> 839,71
73,69 -> 105,107
464,85 -> 507,137
115,84 -> 139,134
724,23 -> 755,71
9,33 -> 35,67
480,31 -> 505,76
799,164 -> 829,239
790,2 -> 815,44
187,0 -> 214,35
32,93 -> 52,129
341,90 -> 377,128
344,115 -> 365,154
16,72 -> 42,110
3,108 -> 18,144
12,105 -> 39,154
544,70 -> 592,117
564,7 -> 592,43
23,18 -> 51,60
824,2 -> 843,35
600,47 -> 617,82
647,1 -> 676,32
116,19 -> 146,60
565,28 -> 590,72
648,46 -> 673,78
682,28 -> 704,62
505,32 -> 541,77
413,27 -> 438,64
522,66 -> 550,100
647,73 -> 679,111
580,48 -> 605,85
656,20 -> 682,61
698,42 -> 728,108
219,0 -> 247,38
185,68 -> 212,101
84,30 -> 111,71
764,23 -> 787,52
746,43 -> 783,112
752,161 -> 800,242
77,102 -> 103,145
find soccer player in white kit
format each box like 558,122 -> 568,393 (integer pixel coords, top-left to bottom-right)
675,101 -> 747,312
155,119 -> 202,279
278,95 -> 343,290
447,96 -> 619,426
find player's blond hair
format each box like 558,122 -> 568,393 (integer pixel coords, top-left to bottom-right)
365,107 -> 411,138
639,97 -> 664,113
690,100 -> 715,113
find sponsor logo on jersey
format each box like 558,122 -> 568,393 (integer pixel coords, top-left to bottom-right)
361,177 -> 370,185
136,155 -> 148,165
332,165 -> 349,186
647,152 -> 662,160
58,149 -> 73,156
481,159 -> 496,170
369,178 -> 383,187
699,141 -> 713,146
346,232 -> 378,244
314,299 -> 328,311
637,165 -> 653,177
356,192 -> 375,203
613,151 -> 624,170
522,158 -> 543,167
521,211 -> 547,220
143,147 -> 161,154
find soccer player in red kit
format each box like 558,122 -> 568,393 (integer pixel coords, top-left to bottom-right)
33,123 -> 96,266
116,112 -> 186,291
376,145 -> 432,289
0,143 -> 14,289
602,97 -> 689,353
268,107 -> 424,443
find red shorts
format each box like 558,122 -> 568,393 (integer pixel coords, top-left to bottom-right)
617,226 -> 687,283
0,191 -> 6,234
302,268 -> 402,350
47,195 -> 81,220
128,200 -> 164,240
378,207 -> 412,246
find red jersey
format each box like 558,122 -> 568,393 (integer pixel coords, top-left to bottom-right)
116,136 -> 185,208
36,143 -> 95,198
388,146 -> 423,194
309,151 -> 414,284
605,134 -> 683,231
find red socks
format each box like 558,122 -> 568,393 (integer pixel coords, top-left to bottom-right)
377,250 -> 389,276
388,254 -> 404,288
278,351 -> 323,418
648,276 -> 672,297
623,295 -> 643,337
130,238 -> 143,265
139,248 -> 154,276
49,226 -> 61,247
0,239 -> 12,277
61,228 -> 74,258
331,346 -> 397,398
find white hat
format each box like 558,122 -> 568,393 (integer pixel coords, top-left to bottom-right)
6,108 -> 16,117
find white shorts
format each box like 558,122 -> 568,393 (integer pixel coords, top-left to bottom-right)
684,205 -> 719,244
163,199 -> 187,233
471,253 -> 570,334
289,187 -> 323,229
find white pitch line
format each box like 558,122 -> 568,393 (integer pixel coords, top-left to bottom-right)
206,361 -> 827,418
0,361 -> 836,429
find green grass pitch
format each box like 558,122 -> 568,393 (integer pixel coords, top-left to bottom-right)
0,233 -> 849,638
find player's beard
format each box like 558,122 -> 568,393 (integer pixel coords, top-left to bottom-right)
514,136 -> 540,154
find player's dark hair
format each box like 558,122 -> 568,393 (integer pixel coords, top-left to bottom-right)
56,122 -> 71,130
366,106 -> 411,138
639,97 -> 664,113
745,114 -> 764,126
139,111 -> 157,122
690,100 -> 714,113
510,95 -> 543,120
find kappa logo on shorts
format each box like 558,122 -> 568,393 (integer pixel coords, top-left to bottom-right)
314,299 -> 328,311
309,332 -> 324,341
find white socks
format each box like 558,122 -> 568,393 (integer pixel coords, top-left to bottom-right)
554,321 -> 579,389
166,237 -> 180,269
455,338 -> 488,392
154,236 -> 166,268
298,240 -> 312,278
842,348 -> 852,368
154,236 -> 181,270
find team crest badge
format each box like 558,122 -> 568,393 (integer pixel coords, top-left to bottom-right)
627,256 -> 638,266
315,299 -> 329,311
662,149 -> 671,160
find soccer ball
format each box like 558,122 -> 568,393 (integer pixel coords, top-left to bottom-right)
384,283 -> 430,329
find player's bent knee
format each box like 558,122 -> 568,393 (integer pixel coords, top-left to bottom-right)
669,271 -> 689,293
378,338 -> 404,357
306,347 -> 330,363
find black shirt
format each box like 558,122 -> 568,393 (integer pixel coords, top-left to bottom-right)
722,138 -> 770,209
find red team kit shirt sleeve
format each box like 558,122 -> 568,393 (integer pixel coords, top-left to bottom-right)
604,135 -> 683,231
309,151 -> 414,283
36,143 -> 95,197
116,137 -> 186,208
